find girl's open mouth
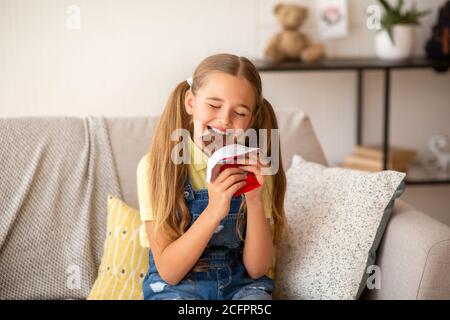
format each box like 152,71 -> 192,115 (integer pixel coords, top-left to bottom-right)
202,126 -> 235,156
206,125 -> 228,136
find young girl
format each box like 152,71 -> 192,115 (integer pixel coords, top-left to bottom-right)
137,53 -> 286,300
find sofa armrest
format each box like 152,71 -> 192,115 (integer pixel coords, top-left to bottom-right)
363,199 -> 450,300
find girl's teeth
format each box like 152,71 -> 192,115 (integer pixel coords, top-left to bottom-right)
210,127 -> 226,135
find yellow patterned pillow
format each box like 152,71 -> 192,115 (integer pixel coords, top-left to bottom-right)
88,196 -> 149,300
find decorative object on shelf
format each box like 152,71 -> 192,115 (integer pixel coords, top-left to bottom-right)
317,0 -> 348,39
342,145 -> 417,173
374,0 -> 431,60
427,134 -> 450,172
265,3 -> 325,63
426,1 -> 450,60
414,134 -> 450,182
277,155 -> 406,300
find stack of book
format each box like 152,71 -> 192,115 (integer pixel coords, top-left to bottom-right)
342,145 -> 417,173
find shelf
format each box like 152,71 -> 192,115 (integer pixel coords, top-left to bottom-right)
405,163 -> 450,186
253,57 -> 450,72
254,57 -> 450,187
337,162 -> 450,186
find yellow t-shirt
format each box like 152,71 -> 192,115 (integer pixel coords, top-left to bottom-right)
137,137 -> 276,279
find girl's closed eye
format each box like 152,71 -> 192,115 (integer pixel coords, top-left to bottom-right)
235,108 -> 250,117
207,104 -> 248,117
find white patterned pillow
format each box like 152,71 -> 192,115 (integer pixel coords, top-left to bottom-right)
274,155 -> 406,300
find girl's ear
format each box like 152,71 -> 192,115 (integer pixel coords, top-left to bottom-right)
184,90 -> 195,115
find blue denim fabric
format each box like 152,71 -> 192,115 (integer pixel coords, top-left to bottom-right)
142,177 -> 274,300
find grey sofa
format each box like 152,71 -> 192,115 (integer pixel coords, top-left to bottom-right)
106,108 -> 450,300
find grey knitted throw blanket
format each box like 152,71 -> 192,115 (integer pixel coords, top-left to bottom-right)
0,117 -> 122,299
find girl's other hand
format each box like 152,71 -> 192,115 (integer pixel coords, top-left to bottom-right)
206,166 -> 247,221
237,153 -> 268,202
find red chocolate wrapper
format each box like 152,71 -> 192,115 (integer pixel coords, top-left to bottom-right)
219,163 -> 261,196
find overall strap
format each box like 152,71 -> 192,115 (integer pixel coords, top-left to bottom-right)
183,176 -> 195,201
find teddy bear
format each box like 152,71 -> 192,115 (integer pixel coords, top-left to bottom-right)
265,3 -> 325,63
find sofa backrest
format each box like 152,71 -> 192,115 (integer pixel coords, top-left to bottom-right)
106,108 -> 328,209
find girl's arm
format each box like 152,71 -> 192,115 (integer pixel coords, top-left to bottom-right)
242,193 -> 273,279
145,206 -> 221,286
238,157 -> 274,279
147,167 -> 247,286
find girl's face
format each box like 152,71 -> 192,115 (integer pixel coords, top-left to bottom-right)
184,72 -> 256,155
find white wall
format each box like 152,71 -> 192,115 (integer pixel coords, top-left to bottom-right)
1,0 -> 449,166
1,0 -> 449,222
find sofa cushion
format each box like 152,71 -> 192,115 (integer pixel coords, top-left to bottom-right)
88,196 -> 148,300
106,117 -> 158,210
362,200 -> 450,300
274,155 -> 406,300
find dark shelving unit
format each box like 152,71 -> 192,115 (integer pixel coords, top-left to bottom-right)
253,57 -> 450,186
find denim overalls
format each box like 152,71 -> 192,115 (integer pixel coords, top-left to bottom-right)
142,177 -> 274,300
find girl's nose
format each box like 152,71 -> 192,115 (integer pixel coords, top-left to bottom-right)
218,109 -> 231,127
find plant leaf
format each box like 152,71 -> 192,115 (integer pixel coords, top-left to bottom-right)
396,0 -> 404,13
378,0 -> 431,26
387,27 -> 395,45
379,0 -> 393,12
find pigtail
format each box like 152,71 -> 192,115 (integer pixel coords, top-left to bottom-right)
259,98 -> 287,246
147,81 -> 193,242
235,97 -> 287,251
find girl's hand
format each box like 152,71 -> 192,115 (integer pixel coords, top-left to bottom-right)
207,167 -> 247,221
237,153 -> 269,202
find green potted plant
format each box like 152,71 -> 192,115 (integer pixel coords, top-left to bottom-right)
375,0 -> 431,60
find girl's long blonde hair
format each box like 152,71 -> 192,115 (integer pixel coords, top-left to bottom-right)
146,53 -> 286,272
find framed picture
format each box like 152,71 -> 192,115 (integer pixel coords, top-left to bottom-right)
317,0 -> 349,39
